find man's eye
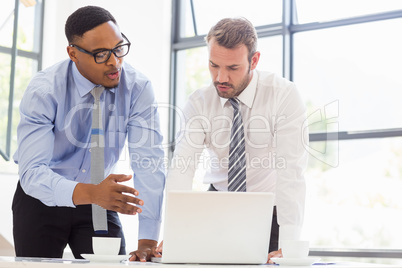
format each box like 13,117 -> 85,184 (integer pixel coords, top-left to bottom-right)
95,51 -> 108,59
114,47 -> 123,54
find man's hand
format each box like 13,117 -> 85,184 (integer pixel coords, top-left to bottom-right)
267,248 -> 282,264
72,174 -> 143,215
129,239 -> 161,262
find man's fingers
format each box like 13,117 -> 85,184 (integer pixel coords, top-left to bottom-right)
153,248 -> 162,258
111,202 -> 142,215
108,174 -> 132,183
97,197 -> 141,214
105,174 -> 144,206
267,249 -> 283,264
118,193 -> 143,206
113,182 -> 140,197
129,252 -> 138,261
94,174 -> 146,215
135,251 -> 148,262
156,241 -> 163,253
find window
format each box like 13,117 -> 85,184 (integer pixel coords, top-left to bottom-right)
0,0 -> 44,172
294,19 -> 402,132
305,138 -> 402,250
295,0 -> 402,24
170,0 -> 402,262
191,0 -> 282,36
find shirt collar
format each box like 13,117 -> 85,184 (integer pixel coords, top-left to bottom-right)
219,70 -> 258,109
72,62 -> 116,97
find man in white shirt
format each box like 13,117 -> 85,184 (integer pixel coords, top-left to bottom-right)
163,17 -> 309,263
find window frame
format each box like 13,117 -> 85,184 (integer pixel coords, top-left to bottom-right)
169,0 -> 402,259
0,0 -> 45,161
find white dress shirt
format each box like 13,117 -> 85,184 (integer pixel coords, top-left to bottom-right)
167,70 -> 309,243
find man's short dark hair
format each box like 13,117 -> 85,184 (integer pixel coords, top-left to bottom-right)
65,6 -> 117,44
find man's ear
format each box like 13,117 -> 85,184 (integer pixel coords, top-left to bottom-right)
67,46 -> 78,63
250,51 -> 260,70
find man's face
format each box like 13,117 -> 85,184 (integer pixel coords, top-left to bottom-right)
208,38 -> 260,99
67,21 -> 125,88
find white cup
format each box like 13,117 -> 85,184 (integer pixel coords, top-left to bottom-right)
281,240 -> 309,258
92,237 -> 121,255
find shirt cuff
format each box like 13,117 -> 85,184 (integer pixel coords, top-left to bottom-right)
54,179 -> 79,207
278,225 -> 302,247
138,218 -> 161,241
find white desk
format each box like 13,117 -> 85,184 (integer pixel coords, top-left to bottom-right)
0,257 -> 397,268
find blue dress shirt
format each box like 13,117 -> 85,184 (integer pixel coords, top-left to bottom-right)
13,59 -> 165,241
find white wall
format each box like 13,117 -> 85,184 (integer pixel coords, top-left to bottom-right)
2,0 -> 172,256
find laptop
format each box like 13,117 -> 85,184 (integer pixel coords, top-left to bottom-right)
153,191 -> 274,264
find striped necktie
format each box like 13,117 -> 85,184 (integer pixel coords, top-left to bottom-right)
90,86 -> 108,234
228,98 -> 247,192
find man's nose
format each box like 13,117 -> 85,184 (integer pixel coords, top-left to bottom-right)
106,52 -> 119,66
217,69 -> 229,83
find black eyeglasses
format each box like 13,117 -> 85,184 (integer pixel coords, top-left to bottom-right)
70,33 -> 131,64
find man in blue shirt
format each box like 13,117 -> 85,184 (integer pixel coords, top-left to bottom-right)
12,6 -> 165,261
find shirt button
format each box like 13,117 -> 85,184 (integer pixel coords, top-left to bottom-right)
82,169 -> 86,173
